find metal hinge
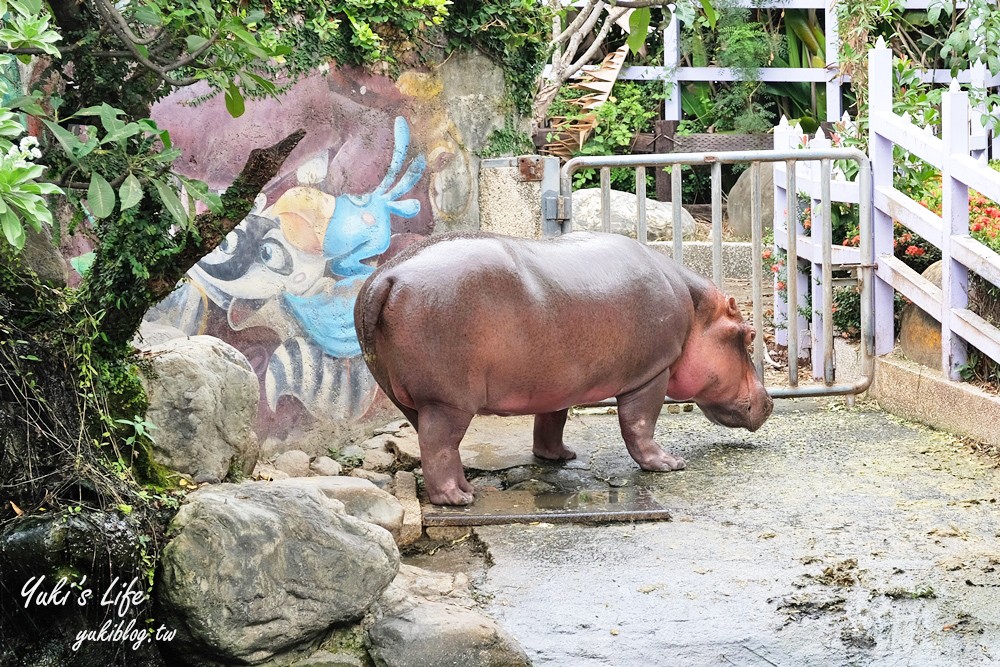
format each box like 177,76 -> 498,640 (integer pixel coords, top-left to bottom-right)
542,192 -> 572,223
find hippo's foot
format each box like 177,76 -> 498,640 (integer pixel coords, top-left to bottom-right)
533,409 -> 574,462
533,443 -> 578,462
636,448 -> 686,472
426,479 -> 475,506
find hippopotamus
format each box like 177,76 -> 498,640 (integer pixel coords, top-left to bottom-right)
355,231 -> 773,505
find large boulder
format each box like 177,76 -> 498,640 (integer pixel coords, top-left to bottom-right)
21,224 -> 70,286
158,481 -> 400,666
571,188 -> 696,241
367,565 -> 530,667
142,335 -> 260,481
727,162 -> 775,239
273,476 -> 405,542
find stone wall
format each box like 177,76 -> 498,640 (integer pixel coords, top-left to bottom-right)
131,51 -> 508,455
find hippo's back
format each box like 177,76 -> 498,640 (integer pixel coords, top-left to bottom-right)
357,232 -> 696,415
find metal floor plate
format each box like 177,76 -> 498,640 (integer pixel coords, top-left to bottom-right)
421,486 -> 672,526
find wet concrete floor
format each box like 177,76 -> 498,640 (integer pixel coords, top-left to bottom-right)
410,397 -> 1000,666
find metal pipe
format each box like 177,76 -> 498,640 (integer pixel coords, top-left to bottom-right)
821,159 -> 835,385
561,148 -> 870,173
786,161 -> 799,387
636,166 -> 647,244
751,162 -> 764,379
711,161 -> 723,288
672,165 -> 683,262
600,167 -> 611,233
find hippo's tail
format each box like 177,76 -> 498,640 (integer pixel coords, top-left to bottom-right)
354,271 -> 420,431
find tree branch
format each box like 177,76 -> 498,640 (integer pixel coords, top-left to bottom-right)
146,129 -> 306,300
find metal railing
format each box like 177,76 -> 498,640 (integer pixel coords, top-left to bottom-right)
559,148 -> 874,399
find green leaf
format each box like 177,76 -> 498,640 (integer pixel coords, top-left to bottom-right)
87,172 -> 115,219
185,35 -> 210,53
626,8 -> 651,56
41,119 -> 82,160
0,208 -> 24,250
152,178 -> 189,227
131,5 -> 162,25
224,84 -> 245,118
69,251 -> 95,276
697,0 -> 718,30
119,173 -> 143,210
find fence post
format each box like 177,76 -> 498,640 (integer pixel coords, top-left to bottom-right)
773,117 -> 792,347
867,38 -> 896,356
824,0 -> 842,122
941,80 -> 970,379
807,129 -> 831,379
662,11 -> 681,123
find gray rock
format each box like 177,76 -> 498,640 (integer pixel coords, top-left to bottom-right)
898,261 -> 942,370
727,162 -> 775,239
362,449 -> 396,472
253,464 -> 291,481
311,456 -> 343,477
134,321 -> 186,349
368,564 -> 528,667
369,601 -> 529,667
290,650 -> 366,667
350,469 -> 394,489
393,472 -> 423,547
274,449 -> 311,477
143,336 -> 260,480
21,223 -> 69,286
338,444 -> 366,460
275,477 -> 404,540
572,187 -> 696,241
159,482 -> 399,666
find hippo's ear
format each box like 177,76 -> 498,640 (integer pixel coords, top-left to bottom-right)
743,325 -> 755,347
727,296 -> 740,317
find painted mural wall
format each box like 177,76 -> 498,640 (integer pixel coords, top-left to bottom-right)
139,53 -> 507,455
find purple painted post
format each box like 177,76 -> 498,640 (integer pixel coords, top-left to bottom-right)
809,128 -> 831,379
941,80 -> 970,379
773,117 -> 792,347
868,38 -> 896,356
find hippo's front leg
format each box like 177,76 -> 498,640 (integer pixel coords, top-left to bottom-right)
418,404 -> 476,505
532,409 -> 577,461
616,370 -> 687,471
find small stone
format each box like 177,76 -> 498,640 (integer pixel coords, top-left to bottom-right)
338,444 -> 366,461
504,467 -> 534,485
311,456 -> 343,477
274,449 -> 311,477
360,433 -> 394,452
194,472 -> 221,485
425,527 -> 471,542
363,449 -> 397,472
508,480 -> 557,494
254,465 -> 290,482
351,469 -> 394,489
375,419 -> 410,435
394,472 -> 422,547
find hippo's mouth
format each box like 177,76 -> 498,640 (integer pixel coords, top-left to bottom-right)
698,394 -> 774,432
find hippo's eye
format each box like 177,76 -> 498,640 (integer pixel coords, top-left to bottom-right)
259,239 -> 293,276
348,194 -> 372,207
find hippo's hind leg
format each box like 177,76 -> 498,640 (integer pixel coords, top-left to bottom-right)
616,370 -> 686,472
533,409 -> 576,461
418,403 -> 475,506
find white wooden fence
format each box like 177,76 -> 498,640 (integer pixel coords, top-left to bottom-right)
773,38 -> 1000,382
614,0 -> 1000,133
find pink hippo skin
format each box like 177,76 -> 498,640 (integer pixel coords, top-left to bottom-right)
355,232 -> 774,506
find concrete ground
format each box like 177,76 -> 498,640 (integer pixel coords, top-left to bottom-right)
408,399 -> 1000,667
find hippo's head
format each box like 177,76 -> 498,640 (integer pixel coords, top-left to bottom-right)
666,294 -> 773,431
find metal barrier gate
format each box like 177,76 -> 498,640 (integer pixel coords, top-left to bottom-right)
553,149 -> 874,400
